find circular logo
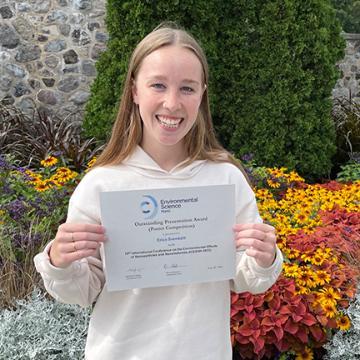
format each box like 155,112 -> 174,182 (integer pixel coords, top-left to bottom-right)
140,195 -> 158,219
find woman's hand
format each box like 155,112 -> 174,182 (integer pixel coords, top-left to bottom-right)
49,223 -> 106,268
233,223 -> 277,268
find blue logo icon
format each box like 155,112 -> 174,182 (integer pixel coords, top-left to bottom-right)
141,195 -> 158,219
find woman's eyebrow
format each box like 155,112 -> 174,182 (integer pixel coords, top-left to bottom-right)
145,75 -> 200,85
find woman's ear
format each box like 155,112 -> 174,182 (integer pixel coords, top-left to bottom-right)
202,84 -> 207,96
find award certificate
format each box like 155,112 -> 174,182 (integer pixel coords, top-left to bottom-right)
100,184 -> 235,291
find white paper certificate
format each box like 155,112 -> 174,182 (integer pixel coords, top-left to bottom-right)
100,184 -> 235,291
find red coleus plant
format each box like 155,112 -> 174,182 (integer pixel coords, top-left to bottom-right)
231,278 -> 323,359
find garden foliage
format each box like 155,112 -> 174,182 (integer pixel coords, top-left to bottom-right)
336,162 -> 360,182
0,154 -> 84,308
84,0 -> 345,179
0,103 -> 103,172
0,153 -> 359,358
330,0 -> 360,33
0,289 -> 89,360
231,166 -> 360,359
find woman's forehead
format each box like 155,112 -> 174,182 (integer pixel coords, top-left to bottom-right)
137,45 -> 203,81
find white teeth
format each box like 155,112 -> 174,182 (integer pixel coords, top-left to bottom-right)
157,115 -> 182,128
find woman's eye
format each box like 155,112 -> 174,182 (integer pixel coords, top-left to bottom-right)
181,86 -> 194,93
151,83 -> 166,90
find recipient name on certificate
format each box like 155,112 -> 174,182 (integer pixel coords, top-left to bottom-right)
100,184 -> 235,291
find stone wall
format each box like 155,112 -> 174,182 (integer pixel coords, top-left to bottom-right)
0,0 -> 106,118
333,33 -> 360,102
0,1 -> 359,119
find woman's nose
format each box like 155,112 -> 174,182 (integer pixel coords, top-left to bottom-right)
163,90 -> 181,111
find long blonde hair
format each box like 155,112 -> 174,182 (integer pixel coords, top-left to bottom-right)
94,23 -> 243,171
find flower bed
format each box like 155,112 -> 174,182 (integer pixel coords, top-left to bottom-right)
1,158 -> 359,359
231,168 -> 360,359
0,155 -> 84,308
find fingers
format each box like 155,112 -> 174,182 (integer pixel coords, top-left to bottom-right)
49,223 -> 106,268
58,223 -> 106,234
245,247 -> 276,268
233,223 -> 277,268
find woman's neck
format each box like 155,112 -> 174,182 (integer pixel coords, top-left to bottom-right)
140,140 -> 187,172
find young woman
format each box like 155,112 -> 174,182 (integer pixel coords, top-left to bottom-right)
35,24 -> 283,360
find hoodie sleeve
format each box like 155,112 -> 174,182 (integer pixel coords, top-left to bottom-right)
229,171 -> 283,294
34,170 -> 105,308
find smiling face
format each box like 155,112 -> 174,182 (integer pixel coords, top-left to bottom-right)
132,45 -> 205,161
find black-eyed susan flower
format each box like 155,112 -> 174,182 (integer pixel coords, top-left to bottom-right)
283,263 -> 300,278
300,252 -> 313,263
314,270 -> 331,286
337,314 -> 351,331
34,180 -> 52,192
296,286 -> 311,295
319,287 -> 341,306
297,268 -> 317,288
310,253 -> 325,266
321,303 -> 337,318
40,156 -> 58,167
295,347 -> 314,360
87,157 -> 97,169
286,248 -> 300,260
267,179 -> 281,188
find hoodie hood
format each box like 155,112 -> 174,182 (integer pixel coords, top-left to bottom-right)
122,146 -> 207,179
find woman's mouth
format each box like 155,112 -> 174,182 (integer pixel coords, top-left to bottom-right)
156,115 -> 183,129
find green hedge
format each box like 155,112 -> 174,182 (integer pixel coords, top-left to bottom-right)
331,0 -> 360,33
83,0 -> 345,179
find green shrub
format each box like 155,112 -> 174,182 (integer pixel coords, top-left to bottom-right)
330,0 -> 360,33
84,0 -> 345,179
336,162 -> 360,182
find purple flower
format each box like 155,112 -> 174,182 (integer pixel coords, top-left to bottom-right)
2,182 -> 13,196
5,199 -> 27,221
10,230 -> 43,249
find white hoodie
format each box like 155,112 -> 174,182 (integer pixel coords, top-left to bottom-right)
34,146 -> 283,360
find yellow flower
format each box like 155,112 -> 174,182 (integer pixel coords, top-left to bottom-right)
337,315 -> 351,331
309,253 -> 325,266
294,212 -> 309,225
296,286 -> 310,295
50,167 -> 77,185
267,179 -> 281,188
297,268 -> 317,288
322,303 -> 337,318
296,347 -> 314,360
40,156 -> 58,167
313,270 -> 331,286
319,287 -> 341,306
34,180 -> 52,192
283,263 -> 300,278
289,171 -> 305,183
25,169 -> 42,181
87,157 -> 97,168
286,248 -> 300,260
300,252 -> 313,263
